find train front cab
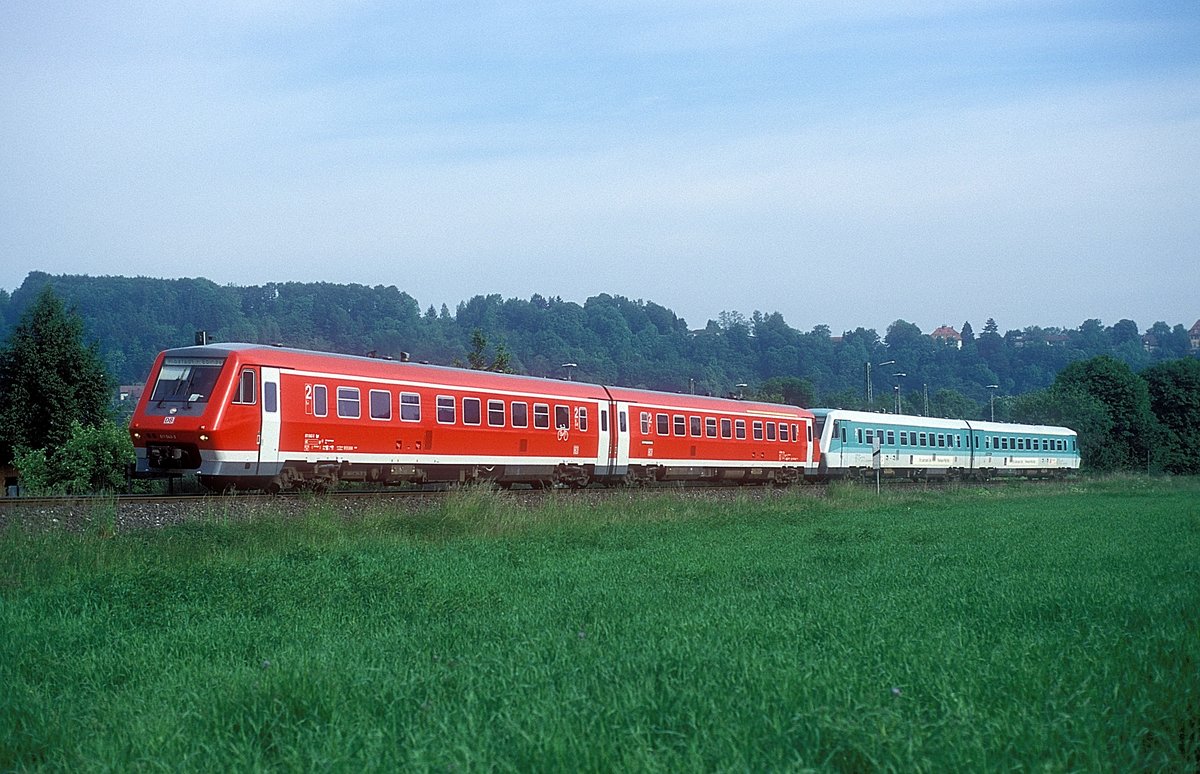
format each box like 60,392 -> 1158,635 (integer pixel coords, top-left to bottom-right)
131,345 -> 283,489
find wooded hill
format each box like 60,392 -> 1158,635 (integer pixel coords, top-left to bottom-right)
0,271 -> 1194,418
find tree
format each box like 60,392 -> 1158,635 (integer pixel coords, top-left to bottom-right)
1053,355 -> 1160,471
0,286 -> 111,464
757,376 -> 815,407
1141,358 -> 1200,474
1010,385 -> 1118,470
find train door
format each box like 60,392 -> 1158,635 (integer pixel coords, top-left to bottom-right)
257,366 -> 281,475
611,402 -> 631,475
596,399 -> 614,476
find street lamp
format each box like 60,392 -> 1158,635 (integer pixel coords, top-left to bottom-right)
892,373 -> 906,414
561,363 -> 578,381
865,360 -> 896,407
735,383 -> 748,400
986,384 -> 999,422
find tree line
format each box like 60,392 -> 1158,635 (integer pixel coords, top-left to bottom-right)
0,272 -> 1197,491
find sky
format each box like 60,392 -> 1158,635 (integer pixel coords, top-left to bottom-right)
2,1 -> 1198,335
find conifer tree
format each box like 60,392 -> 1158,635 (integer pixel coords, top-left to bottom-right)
0,286 -> 111,464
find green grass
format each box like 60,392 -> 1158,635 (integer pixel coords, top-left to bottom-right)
2,479 -> 1198,771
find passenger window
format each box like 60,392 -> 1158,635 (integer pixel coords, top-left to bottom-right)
369,389 -> 391,420
766,423 -> 777,441
887,431 -> 895,445
463,397 -> 482,426
512,402 -> 529,428
619,411 -> 627,433
690,416 -> 702,437
865,429 -> 874,444
780,423 -> 790,442
755,422 -> 765,441
705,417 -> 717,438
235,369 -> 256,404
337,387 -> 361,419
674,415 -> 686,436
555,405 -> 570,430
657,413 -> 669,435
721,418 -> 732,439
735,419 -> 747,440
400,392 -> 420,422
793,424 -> 800,442
576,407 -> 588,432
534,403 -> 550,429
488,399 -> 505,427
312,384 -> 327,417
264,382 -> 278,413
641,412 -> 652,435
437,395 -> 455,424
900,432 -> 907,445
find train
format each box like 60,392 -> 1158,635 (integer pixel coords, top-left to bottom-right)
128,343 -> 1079,492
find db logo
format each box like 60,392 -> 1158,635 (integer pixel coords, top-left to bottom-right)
163,416 -> 176,424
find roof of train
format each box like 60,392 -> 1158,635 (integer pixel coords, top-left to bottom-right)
160,343 -> 812,417
809,408 -> 1075,436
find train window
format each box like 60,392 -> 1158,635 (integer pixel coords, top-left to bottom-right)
887,431 -> 895,445
512,402 -> 529,428
152,357 -> 225,404
690,416 -> 702,437
855,428 -> 862,444
555,405 -> 570,430
1000,438 -> 1008,450
400,392 -> 420,422
641,412 -> 652,435
619,411 -> 628,433
865,429 -> 874,445
337,387 -> 361,419
754,421 -> 765,441
234,369 -> 256,404
264,382 -> 278,413
576,407 -> 589,431
793,424 -> 801,443
488,400 -> 505,427
705,417 -> 717,438
534,403 -> 550,429
601,409 -> 608,432
899,432 -> 908,445
312,384 -> 327,417
766,423 -> 777,441
780,423 -> 790,442
437,395 -> 455,424
657,413 -> 669,435
735,419 -> 746,440
807,424 -> 813,443
840,427 -> 847,443
369,390 -> 391,420
721,418 -> 732,439
956,436 -> 962,448
919,432 -> 927,446
463,398 -> 482,426
674,415 -> 686,436
938,434 -> 946,448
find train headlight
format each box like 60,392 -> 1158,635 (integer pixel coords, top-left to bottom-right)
199,433 -> 210,442
132,431 -> 141,439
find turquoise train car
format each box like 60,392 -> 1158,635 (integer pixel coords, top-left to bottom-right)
811,409 -> 1080,480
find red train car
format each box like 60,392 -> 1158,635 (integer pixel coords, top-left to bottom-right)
129,343 -> 818,491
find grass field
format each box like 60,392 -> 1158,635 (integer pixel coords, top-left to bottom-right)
2,478 -> 1198,771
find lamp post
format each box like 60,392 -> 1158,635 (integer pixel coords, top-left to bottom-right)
922,383 -> 929,417
562,363 -> 577,381
892,373 -> 906,414
865,360 -> 895,408
987,384 -> 999,422
735,383 -> 748,400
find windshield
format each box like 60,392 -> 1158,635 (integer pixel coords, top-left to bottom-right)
150,357 -> 226,404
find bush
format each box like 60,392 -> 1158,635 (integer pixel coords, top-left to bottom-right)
15,419 -> 133,495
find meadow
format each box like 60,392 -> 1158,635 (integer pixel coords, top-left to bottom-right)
2,478 -> 1198,772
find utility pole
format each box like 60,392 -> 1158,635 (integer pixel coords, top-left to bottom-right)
987,384 -> 999,422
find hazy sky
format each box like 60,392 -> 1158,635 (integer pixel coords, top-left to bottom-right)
3,1 -> 1197,334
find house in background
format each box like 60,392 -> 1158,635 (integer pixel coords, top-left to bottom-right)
930,325 -> 962,349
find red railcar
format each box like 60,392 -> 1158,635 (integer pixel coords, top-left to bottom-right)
129,343 -> 818,491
